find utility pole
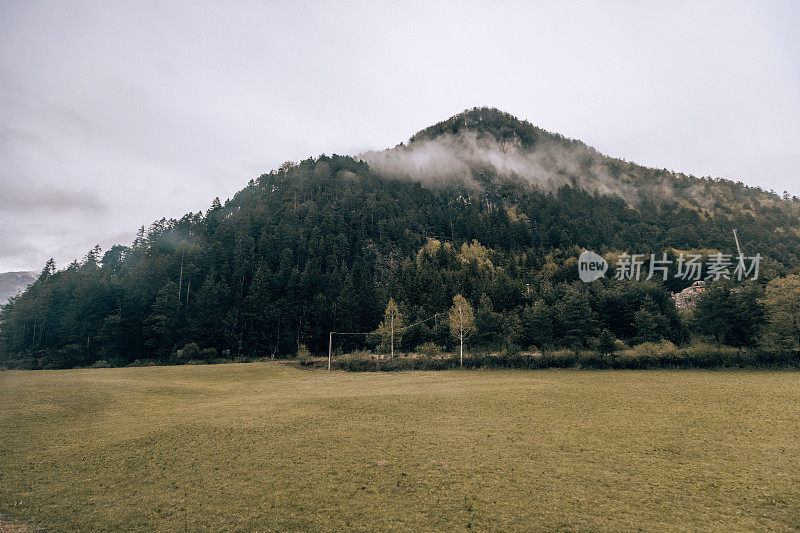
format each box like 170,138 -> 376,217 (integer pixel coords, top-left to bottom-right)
733,229 -> 747,278
328,331 -> 333,371
733,229 -> 743,257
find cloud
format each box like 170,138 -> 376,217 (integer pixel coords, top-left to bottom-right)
0,221 -> 135,272
0,181 -> 107,214
358,129 -> 656,203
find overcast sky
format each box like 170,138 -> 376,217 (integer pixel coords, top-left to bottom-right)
1,1 -> 798,272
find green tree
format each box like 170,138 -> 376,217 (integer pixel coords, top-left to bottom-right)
502,313 -> 522,352
555,286 -> 598,347
475,294 -> 503,348
596,329 -> 617,356
693,282 -> 764,347
144,281 -> 180,360
633,297 -> 668,343
520,300 -> 553,348
763,275 -> 800,349
693,283 -> 732,346
728,283 -> 765,347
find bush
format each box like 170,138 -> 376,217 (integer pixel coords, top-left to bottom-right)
90,360 -> 111,368
129,359 -> 157,367
329,343 -> 800,372
334,352 -> 371,371
4,357 -> 38,370
176,343 -> 201,363
200,348 -> 218,361
501,342 -> 521,358
40,345 -> 82,370
296,344 -> 312,365
416,342 -> 443,358
625,340 -> 680,358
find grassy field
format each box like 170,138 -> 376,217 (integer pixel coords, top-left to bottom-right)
1,364 -> 799,531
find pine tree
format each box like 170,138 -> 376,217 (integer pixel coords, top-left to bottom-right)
597,329 -> 617,356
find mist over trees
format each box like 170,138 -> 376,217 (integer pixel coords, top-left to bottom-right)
2,108 -> 800,369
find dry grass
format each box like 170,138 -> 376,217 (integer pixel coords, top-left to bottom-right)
1,364 -> 799,531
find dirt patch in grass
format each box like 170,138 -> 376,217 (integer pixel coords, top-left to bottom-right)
0,516 -> 41,532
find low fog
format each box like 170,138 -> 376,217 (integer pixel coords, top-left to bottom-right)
360,128 -> 678,205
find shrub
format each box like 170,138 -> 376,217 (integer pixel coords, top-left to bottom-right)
184,343 -> 201,358
129,359 -> 157,367
40,345 -> 82,369
90,360 -> 111,368
328,344 -> 800,372
4,357 -> 38,370
177,343 -> 201,362
200,348 -> 218,361
416,342 -> 443,358
334,351 -> 375,371
296,344 -> 312,365
626,340 -> 679,358
501,342 -> 521,358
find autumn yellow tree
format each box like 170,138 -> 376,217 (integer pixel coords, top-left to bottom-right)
448,294 -> 475,367
378,298 -> 405,358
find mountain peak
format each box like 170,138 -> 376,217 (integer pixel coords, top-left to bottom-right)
361,107 -> 609,197
409,107 -> 577,150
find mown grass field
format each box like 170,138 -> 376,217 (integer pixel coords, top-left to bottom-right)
1,364 -> 799,531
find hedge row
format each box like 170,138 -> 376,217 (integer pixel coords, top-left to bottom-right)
329,349 -> 800,372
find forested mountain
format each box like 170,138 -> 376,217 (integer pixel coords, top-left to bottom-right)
3,108 -> 800,369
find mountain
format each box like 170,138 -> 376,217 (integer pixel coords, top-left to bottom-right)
1,107 -> 798,368
366,108 -> 799,214
0,271 -> 36,307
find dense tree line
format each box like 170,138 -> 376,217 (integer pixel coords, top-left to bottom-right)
3,109 -> 800,369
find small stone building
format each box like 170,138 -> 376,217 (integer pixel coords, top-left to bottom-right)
673,280 -> 706,310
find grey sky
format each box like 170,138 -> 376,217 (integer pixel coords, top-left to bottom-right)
1,0 -> 798,272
